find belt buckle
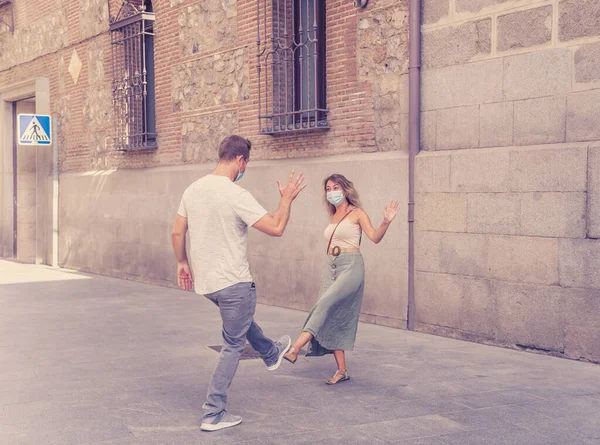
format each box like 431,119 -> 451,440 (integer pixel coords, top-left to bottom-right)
331,246 -> 341,257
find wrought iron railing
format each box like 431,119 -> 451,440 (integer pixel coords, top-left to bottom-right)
257,0 -> 328,135
109,1 -> 156,151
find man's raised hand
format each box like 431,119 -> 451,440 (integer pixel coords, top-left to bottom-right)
277,170 -> 307,201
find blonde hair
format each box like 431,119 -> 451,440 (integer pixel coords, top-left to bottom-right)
323,174 -> 361,215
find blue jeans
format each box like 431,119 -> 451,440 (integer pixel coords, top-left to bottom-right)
202,282 -> 278,420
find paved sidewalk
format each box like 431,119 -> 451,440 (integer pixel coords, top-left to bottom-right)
1,260 -> 599,445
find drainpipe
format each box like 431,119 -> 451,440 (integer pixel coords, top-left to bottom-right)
407,0 -> 421,331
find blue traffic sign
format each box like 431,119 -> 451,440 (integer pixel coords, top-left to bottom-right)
18,114 -> 52,146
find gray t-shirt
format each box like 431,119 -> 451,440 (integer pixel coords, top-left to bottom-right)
177,174 -> 268,295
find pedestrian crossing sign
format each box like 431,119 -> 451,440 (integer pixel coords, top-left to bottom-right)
18,114 -> 52,146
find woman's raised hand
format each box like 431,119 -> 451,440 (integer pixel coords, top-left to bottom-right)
383,200 -> 400,224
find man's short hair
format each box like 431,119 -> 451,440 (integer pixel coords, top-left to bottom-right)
218,135 -> 252,161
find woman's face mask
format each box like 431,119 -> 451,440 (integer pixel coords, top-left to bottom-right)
326,190 -> 345,206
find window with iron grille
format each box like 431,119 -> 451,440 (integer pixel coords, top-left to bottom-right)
0,0 -> 14,34
109,1 -> 156,151
257,0 -> 327,135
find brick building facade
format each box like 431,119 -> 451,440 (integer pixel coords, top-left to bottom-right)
1,0 -> 599,362
2,0 -> 405,171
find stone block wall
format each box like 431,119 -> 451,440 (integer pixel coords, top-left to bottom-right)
416,144 -> 600,362
417,0 -> 600,362
421,0 -> 600,151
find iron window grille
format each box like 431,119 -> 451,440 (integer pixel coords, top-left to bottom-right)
257,0 -> 328,135
109,1 -> 157,151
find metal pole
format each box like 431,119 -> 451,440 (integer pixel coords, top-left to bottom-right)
52,117 -> 58,267
35,126 -> 39,264
407,0 -> 421,331
11,102 -> 17,258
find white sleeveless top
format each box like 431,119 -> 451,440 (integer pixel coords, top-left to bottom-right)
324,218 -> 362,249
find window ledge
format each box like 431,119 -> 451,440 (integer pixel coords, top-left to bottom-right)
260,121 -> 330,136
115,142 -> 158,152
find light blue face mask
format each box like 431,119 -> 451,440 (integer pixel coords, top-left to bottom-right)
326,190 -> 345,206
235,158 -> 246,182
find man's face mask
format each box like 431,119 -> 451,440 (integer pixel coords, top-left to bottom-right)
235,157 -> 247,182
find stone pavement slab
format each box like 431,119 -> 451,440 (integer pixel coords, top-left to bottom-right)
1,260 -> 600,445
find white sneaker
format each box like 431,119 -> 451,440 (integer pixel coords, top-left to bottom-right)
266,335 -> 291,371
200,412 -> 242,432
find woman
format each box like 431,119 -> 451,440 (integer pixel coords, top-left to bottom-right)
284,174 -> 399,384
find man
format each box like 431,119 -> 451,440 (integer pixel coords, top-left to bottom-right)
171,135 -> 306,432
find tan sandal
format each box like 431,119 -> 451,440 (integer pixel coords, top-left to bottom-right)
326,370 -> 350,385
283,347 -> 298,364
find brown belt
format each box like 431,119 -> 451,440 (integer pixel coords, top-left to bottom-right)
329,247 -> 360,256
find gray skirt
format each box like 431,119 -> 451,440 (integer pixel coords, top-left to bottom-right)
303,253 -> 365,354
